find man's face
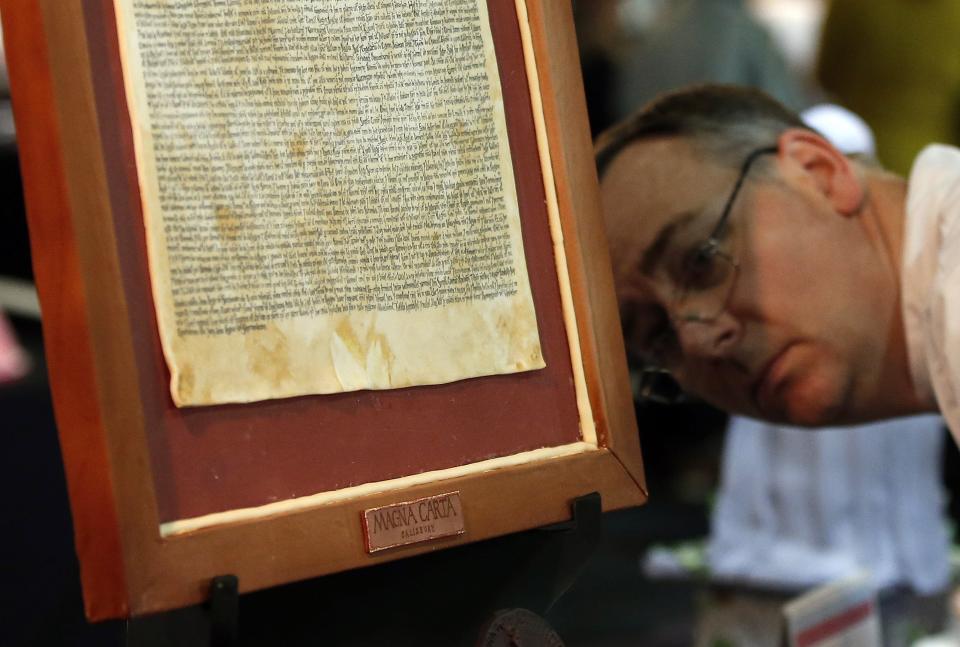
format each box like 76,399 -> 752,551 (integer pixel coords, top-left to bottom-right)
600,135 -> 898,426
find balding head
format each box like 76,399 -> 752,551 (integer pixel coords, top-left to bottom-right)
596,84 -> 811,179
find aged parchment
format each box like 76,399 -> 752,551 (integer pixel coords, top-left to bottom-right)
114,0 -> 544,406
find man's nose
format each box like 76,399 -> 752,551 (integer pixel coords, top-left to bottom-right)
674,312 -> 741,359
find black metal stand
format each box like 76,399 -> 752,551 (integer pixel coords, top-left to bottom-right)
500,491 -> 603,612
475,492 -> 602,646
208,575 -> 239,647
537,491 -> 603,612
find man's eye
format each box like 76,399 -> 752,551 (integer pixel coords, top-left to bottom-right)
681,245 -> 724,289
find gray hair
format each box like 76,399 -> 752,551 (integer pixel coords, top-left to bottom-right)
595,84 -> 813,177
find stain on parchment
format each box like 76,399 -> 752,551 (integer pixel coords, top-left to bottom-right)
366,333 -> 394,387
215,205 -> 243,240
334,319 -> 363,362
289,133 -> 308,162
244,324 -> 293,385
504,299 -> 544,371
178,363 -> 196,401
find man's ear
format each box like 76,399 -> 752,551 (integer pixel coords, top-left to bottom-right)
776,128 -> 864,215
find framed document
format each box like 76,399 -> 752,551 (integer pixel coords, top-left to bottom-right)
3,0 -> 646,619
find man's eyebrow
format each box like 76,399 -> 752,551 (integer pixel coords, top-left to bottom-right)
639,211 -> 698,276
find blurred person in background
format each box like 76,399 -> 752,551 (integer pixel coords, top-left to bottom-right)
817,0 -> 960,175
702,414 -> 950,647
574,0 -> 811,130
612,0 -> 809,118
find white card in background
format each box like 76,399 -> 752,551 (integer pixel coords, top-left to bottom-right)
784,572 -> 882,647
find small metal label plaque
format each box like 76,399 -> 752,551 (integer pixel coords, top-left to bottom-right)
362,491 -> 465,553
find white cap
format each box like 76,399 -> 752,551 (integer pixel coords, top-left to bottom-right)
800,103 -> 876,156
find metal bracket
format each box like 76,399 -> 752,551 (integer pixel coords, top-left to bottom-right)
208,574 -> 238,647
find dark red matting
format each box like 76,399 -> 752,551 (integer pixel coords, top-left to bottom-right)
82,0 -> 581,523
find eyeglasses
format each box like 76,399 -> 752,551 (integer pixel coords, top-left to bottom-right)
633,145 -> 778,404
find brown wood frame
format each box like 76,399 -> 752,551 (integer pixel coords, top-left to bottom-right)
2,0 -> 646,620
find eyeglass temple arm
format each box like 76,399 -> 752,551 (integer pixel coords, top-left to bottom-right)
708,145 -> 779,241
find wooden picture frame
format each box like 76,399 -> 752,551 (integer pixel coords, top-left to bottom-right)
3,0 -> 646,620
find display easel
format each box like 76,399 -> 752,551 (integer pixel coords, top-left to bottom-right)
3,0 -> 645,622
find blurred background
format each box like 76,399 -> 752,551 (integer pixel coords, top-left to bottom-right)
2,1 -> 960,645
